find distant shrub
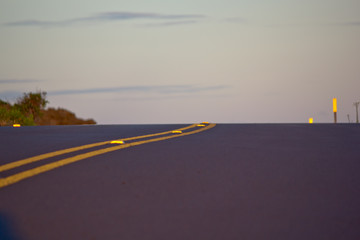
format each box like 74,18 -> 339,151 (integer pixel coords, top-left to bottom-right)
0,100 -> 35,126
36,107 -> 96,125
0,91 -> 96,126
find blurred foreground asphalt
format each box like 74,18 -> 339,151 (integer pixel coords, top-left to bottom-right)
1,124 -> 360,240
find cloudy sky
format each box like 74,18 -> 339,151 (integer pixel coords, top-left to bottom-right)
1,0 -> 359,124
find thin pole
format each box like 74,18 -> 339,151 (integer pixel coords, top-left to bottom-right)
333,98 -> 337,124
354,102 -> 360,124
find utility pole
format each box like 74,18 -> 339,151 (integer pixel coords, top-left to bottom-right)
354,101 -> 360,124
333,98 -> 337,124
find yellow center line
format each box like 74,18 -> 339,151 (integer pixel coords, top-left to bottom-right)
0,123 -> 215,188
0,124 -> 198,173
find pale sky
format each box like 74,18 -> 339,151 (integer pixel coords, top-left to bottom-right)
1,0 -> 359,124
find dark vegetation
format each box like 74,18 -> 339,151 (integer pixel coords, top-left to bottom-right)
0,91 -> 96,126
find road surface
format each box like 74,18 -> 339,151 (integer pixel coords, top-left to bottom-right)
1,123 -> 360,240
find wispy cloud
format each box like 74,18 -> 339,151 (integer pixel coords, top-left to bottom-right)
48,85 -> 227,96
267,20 -> 360,28
0,91 -> 23,101
225,17 -> 247,24
5,11 -> 206,27
110,92 -> 233,102
0,85 -> 228,103
331,21 -> 360,26
0,79 -> 42,84
139,20 -> 199,28
93,12 -> 204,20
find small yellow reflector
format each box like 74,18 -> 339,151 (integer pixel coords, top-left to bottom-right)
333,98 -> 337,113
110,140 -> 125,144
202,122 -> 209,124
197,124 -> 206,127
172,130 -> 182,134
13,124 -> 21,127
309,118 -> 313,124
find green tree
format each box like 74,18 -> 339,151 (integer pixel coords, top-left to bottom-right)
1,91 -> 96,126
0,103 -> 35,126
0,92 -> 47,126
15,91 -> 48,122
8,107 -> 35,126
0,105 -> 9,125
0,100 -> 12,126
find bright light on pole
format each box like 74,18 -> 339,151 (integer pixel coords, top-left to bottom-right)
333,98 -> 337,113
333,98 -> 337,124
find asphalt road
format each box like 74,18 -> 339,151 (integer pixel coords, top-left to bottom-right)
1,123 -> 360,240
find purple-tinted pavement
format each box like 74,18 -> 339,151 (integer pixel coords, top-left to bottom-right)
1,124 -> 360,240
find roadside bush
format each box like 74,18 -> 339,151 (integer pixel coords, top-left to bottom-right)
0,91 -> 96,126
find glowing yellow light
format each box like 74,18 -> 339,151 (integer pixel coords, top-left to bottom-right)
333,98 -> 337,113
110,140 -> 124,144
202,122 -> 209,124
13,124 -> 21,127
172,130 -> 182,134
309,118 -> 313,124
197,124 -> 206,127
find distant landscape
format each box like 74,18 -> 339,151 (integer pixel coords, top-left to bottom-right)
0,91 -> 96,126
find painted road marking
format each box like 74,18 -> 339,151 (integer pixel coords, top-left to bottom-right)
0,124 -> 198,173
110,140 -> 125,144
171,130 -> 182,134
0,123 -> 216,188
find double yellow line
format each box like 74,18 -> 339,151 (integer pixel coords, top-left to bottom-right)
0,123 -> 216,189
